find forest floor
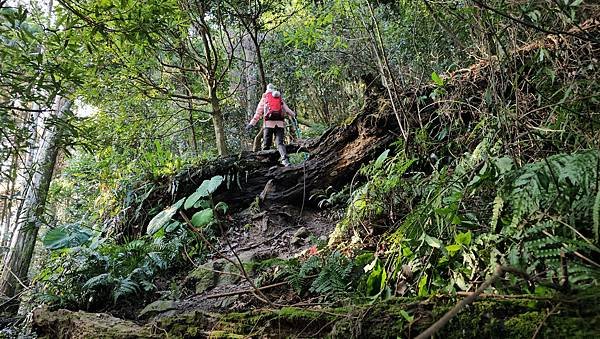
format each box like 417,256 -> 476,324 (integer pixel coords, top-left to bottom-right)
169,203 -> 341,314
29,199 -> 356,337
28,197 -> 600,338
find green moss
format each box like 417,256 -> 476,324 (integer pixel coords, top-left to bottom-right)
146,293 -> 600,338
504,311 -> 544,336
276,307 -> 324,321
208,331 -> 246,338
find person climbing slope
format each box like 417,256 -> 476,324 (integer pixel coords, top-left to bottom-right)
246,83 -> 297,167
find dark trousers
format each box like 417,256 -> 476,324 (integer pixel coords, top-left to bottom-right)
263,127 -> 288,160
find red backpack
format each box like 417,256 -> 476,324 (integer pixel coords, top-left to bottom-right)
264,92 -> 284,121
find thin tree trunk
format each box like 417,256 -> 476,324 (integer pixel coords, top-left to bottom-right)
0,151 -> 18,248
252,30 -> 267,91
209,87 -> 228,157
184,82 -> 199,155
0,97 -> 70,313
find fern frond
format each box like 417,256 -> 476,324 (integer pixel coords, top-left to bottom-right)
309,252 -> 353,296
112,277 -> 139,304
147,252 -> 167,270
83,273 -> 113,290
490,195 -> 504,231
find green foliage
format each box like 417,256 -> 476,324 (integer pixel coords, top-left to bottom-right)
495,151 -> 600,284
36,175 -> 229,309
336,134 -> 600,298
309,251 -> 353,296
43,223 -> 93,250
284,251 -> 354,300
184,176 -> 224,210
147,198 -> 185,235
35,221 -> 200,309
364,258 -> 388,297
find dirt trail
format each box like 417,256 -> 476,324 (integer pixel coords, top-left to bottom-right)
174,203 -> 340,313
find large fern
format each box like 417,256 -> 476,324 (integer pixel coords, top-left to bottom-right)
505,150 -> 599,233
286,256 -> 321,294
309,251 -> 353,296
498,151 -> 600,287
112,277 -> 140,304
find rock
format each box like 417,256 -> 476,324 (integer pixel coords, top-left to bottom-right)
139,300 -> 177,318
293,227 -> 310,239
187,260 -> 225,294
290,236 -> 304,246
32,306 -> 157,338
218,296 -> 239,308
217,262 -> 242,286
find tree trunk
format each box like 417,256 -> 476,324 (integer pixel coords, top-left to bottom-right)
209,87 -> 228,157
0,97 -> 71,313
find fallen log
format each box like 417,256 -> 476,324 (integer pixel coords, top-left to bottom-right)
124,96 -> 405,236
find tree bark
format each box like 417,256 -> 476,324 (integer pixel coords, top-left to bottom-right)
0,97 -> 70,313
209,86 -> 229,157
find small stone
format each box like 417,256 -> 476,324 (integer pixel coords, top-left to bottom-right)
290,236 -> 304,246
293,227 -> 310,239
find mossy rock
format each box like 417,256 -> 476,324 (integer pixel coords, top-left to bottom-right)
187,260 -> 225,294
32,292 -> 600,338
32,306 -> 158,338
139,300 -> 177,319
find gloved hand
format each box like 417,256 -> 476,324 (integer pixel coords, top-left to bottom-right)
245,123 -> 254,132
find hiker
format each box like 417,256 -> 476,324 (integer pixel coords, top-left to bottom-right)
246,83 -> 296,167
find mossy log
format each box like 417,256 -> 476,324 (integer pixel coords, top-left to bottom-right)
124,98 -> 404,236
31,306 -> 158,338
32,295 -> 600,338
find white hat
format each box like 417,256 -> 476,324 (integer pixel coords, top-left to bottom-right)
266,83 -> 276,92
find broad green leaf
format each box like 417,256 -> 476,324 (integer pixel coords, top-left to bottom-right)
184,191 -> 205,210
431,71 -> 444,86
193,199 -> 211,209
43,228 -> 69,249
445,244 -> 462,255
191,208 -> 214,227
374,149 -> 390,169
43,226 -> 92,250
165,221 -> 181,232
494,156 -> 514,175
198,175 -> 224,196
418,273 -> 429,296
424,235 -> 442,248
146,198 -> 185,235
451,215 -> 462,225
454,231 -> 472,246
366,260 -> 387,296
185,176 -> 224,209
